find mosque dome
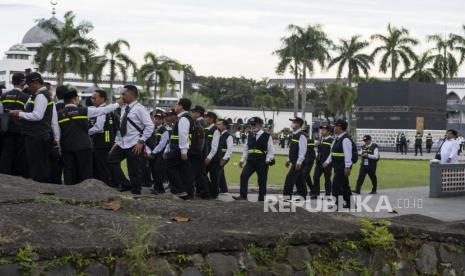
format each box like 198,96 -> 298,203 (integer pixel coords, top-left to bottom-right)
8,44 -> 29,52
21,17 -> 64,45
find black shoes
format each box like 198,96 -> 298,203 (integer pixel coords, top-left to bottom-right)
369,190 -> 377,194
232,196 -> 247,201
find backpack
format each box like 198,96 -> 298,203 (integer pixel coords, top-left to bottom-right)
189,119 -> 205,155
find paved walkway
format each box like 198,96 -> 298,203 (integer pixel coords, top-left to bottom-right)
216,187 -> 465,221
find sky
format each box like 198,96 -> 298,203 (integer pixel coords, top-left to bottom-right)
1,0 -> 465,79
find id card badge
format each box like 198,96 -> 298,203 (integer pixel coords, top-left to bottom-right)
364,158 -> 369,166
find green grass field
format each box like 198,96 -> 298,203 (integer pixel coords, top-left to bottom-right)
124,153 -> 429,190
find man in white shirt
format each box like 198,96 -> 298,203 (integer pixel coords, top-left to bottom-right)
283,117 -> 307,200
88,89 -> 118,185
205,119 -> 233,199
233,117 -> 275,202
354,135 -> 380,194
9,72 -> 59,183
107,85 -> 154,195
439,129 -> 460,164
323,119 -> 354,209
164,98 -> 194,200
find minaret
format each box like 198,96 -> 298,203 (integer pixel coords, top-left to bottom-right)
51,1 -> 58,17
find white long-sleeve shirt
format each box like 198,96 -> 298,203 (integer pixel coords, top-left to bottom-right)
325,132 -> 353,169
88,103 -> 107,136
358,143 -> 380,160
115,101 -> 154,149
208,130 -> 233,161
152,126 -> 169,155
440,139 -> 460,164
163,111 -> 191,155
288,129 -> 307,165
240,129 -> 275,162
19,87 -> 60,141
206,127 -> 221,160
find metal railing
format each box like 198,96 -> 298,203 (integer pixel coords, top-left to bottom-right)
430,163 -> 465,197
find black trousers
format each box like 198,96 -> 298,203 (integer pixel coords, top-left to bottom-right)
142,158 -> 153,187
219,170 -> 228,193
48,146 -> 63,184
0,133 -> 26,177
93,147 -> 112,185
312,163 -> 332,196
149,154 -> 166,193
62,149 -> 93,185
355,166 -> 377,193
301,161 -> 314,193
414,144 -> 422,155
207,161 -> 225,198
24,136 -> 51,183
166,154 -> 192,196
108,145 -> 144,193
395,143 -> 400,153
426,143 -> 432,153
189,155 -> 210,198
283,164 -> 307,199
240,159 -> 268,200
332,166 -> 352,208
400,143 -> 408,155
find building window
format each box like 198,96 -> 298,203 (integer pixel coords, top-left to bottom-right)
390,116 -> 401,120
363,116 -> 375,120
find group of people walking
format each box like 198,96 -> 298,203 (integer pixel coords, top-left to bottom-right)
3,71 -> 422,208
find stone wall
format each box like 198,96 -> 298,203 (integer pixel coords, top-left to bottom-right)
356,128 -> 446,148
0,175 -> 464,276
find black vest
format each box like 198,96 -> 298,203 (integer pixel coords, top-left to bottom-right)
362,143 -> 378,168
213,131 -> 231,162
21,89 -> 53,139
0,88 -> 29,134
169,113 -> 194,155
247,131 -> 270,162
306,138 -> 316,164
361,143 -> 378,168
204,125 -> 218,155
58,105 -> 92,152
415,134 -> 422,145
426,135 -> 433,144
289,131 -> 304,164
89,112 -> 117,149
316,136 -> 333,164
331,134 -> 349,169
147,125 -> 167,151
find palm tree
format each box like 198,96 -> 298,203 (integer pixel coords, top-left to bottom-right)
92,39 -> 136,100
34,11 -> 97,86
427,34 -> 459,86
274,34 -> 302,117
452,25 -> 465,65
138,52 -> 182,111
328,35 -> 373,86
399,51 -> 440,83
371,24 -> 418,80
286,24 -> 332,121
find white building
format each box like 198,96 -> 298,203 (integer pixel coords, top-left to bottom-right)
0,14 -> 184,106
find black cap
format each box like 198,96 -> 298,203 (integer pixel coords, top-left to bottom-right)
248,117 -> 264,125
289,117 -> 304,125
334,119 -> 348,130
12,73 -> 25,85
363,135 -> 372,141
25,72 -> 43,84
204,111 -> 217,121
62,89 -> 78,100
55,85 -> 69,100
166,109 -> 177,116
319,124 -> 332,131
154,111 -> 165,118
191,105 -> 205,115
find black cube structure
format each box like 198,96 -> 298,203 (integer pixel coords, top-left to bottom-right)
355,81 -> 446,147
